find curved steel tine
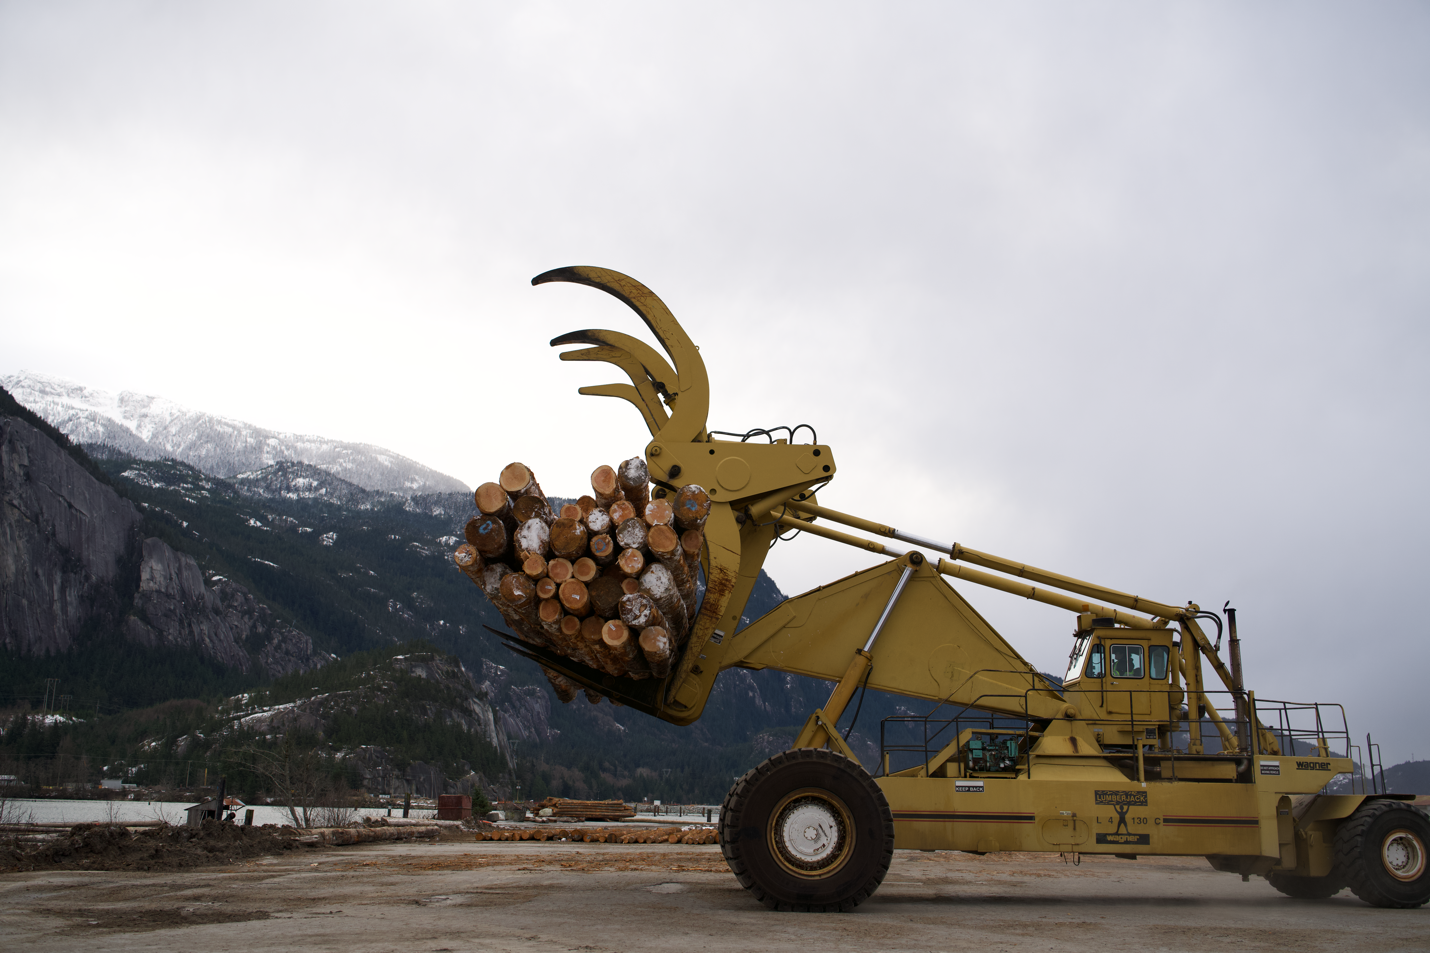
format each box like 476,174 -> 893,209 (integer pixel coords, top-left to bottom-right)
534,267 -> 709,445
550,329 -> 679,401
557,344 -> 670,429
577,383 -> 662,437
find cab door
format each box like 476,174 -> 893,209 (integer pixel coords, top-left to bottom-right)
1146,641 -> 1174,724
1104,642 -> 1151,716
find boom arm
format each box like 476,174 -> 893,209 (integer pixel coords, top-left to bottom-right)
524,266 -> 1257,745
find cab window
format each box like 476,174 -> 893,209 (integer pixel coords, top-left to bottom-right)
1110,644 -> 1144,678
1085,644 -> 1104,679
1065,636 -> 1090,682
1149,644 -> 1169,680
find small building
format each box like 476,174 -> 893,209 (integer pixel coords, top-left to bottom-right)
185,795 -> 245,827
436,794 -> 472,820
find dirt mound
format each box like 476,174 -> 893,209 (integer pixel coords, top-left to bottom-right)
1,820 -> 310,872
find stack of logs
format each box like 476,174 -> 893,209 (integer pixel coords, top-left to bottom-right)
474,826 -> 719,845
537,797 -> 636,820
453,457 -> 711,705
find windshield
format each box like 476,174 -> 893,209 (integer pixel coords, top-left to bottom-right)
1065,636 -> 1090,682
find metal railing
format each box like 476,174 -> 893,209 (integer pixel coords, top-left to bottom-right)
877,676 -> 1354,786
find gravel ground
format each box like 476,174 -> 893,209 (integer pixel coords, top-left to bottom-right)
1,840 -> 1425,952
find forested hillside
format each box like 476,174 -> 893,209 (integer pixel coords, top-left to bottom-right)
2,411 -> 916,803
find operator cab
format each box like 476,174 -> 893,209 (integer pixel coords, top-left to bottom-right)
1062,619 -> 1179,746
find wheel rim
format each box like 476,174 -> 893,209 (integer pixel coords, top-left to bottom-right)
1381,828 -> 1427,882
768,788 -> 854,878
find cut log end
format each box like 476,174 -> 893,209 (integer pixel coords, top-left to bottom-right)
537,589 -> 560,621
608,500 -> 638,526
475,482 -> 512,517
547,558 -> 574,584
471,516 -> 510,559
499,573 -> 536,609
601,618 -> 630,647
572,557 -> 598,583
643,498 -> 675,527
500,462 -> 537,495
639,626 -> 673,678
591,464 -> 622,507
588,576 -> 624,619
584,507 -> 612,536
614,517 -> 649,553
514,519 -> 550,563
647,523 -> 680,557
618,456 -> 649,494
558,579 -> 591,617
674,484 -> 711,530
589,534 -> 616,565
550,517 -> 589,560
512,494 -> 551,525
616,548 -> 646,578
580,614 -> 606,645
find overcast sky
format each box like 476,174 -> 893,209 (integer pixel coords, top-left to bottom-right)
3,2 -> 1427,763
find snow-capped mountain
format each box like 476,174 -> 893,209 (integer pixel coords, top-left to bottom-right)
3,370 -> 469,496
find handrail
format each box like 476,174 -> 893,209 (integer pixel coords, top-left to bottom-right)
878,688 -> 1353,785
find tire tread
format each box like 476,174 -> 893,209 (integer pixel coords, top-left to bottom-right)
1334,799 -> 1430,909
719,747 -> 892,912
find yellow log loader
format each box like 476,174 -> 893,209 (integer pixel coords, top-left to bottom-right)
489,266 -> 1428,911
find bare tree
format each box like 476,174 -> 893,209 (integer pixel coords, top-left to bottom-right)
236,740 -> 352,829
0,786 -> 33,826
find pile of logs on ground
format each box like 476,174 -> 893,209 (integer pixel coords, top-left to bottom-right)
537,798 -> 636,820
453,458 -> 711,704
474,826 -> 719,845
299,825 -> 441,846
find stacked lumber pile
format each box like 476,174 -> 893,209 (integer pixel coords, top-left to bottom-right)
537,797 -> 635,821
453,458 -> 711,704
474,826 -> 719,844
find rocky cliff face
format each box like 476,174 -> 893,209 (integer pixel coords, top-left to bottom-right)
0,415 -> 141,655
2,411 -> 329,678
125,536 -> 332,678
479,659 -> 558,744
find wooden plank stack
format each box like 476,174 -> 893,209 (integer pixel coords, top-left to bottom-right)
453,458 -> 711,705
536,797 -> 636,820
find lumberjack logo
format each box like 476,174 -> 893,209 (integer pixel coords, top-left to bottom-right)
1094,790 -> 1151,846
1094,790 -> 1149,807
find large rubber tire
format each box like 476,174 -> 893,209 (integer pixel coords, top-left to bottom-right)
1334,800 -> 1430,908
719,748 -> 893,912
1265,871 -> 1344,900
